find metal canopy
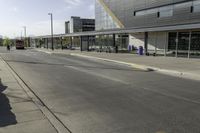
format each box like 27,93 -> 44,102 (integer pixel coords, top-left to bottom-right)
32,22 -> 200,39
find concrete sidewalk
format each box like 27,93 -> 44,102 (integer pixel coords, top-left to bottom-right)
0,57 -> 57,133
36,48 -> 200,81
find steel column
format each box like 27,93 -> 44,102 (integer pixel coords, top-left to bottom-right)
188,31 -> 192,59
47,38 -> 49,49
144,32 -> 148,55
70,37 -> 73,49
80,36 -> 83,51
175,32 -> 179,58
60,37 -> 63,50
87,36 -> 90,51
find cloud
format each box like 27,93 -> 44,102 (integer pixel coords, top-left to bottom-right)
65,0 -> 81,5
0,0 -> 95,38
0,26 -> 22,38
0,20 -> 65,38
64,0 -> 81,8
28,20 -> 65,36
89,4 -> 95,11
9,7 -> 19,13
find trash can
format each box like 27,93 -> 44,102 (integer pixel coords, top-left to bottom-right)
128,45 -> 132,52
138,46 -> 144,55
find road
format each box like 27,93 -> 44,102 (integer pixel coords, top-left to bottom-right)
1,47 -> 200,133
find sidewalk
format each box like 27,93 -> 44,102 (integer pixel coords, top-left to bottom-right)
36,48 -> 200,81
0,57 -> 57,133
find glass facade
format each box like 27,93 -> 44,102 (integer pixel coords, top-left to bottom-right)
191,32 -> 200,51
134,0 -> 200,19
168,32 -> 177,50
93,0 -> 200,55
95,0 -> 120,30
168,32 -> 200,51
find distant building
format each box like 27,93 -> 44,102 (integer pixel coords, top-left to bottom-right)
65,21 -> 70,34
65,16 -> 95,34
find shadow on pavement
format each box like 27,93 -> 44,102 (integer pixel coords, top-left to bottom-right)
0,79 -> 17,127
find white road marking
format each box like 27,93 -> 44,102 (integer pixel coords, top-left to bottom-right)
65,65 -> 129,85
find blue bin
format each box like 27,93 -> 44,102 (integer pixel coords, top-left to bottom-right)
128,45 -> 132,52
138,46 -> 144,55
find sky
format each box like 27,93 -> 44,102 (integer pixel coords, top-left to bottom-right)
0,0 -> 95,38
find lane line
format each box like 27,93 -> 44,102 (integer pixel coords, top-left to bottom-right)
65,65 -> 130,85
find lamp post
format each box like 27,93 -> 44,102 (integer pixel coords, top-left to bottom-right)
23,26 -> 27,47
48,13 -> 54,51
20,31 -> 22,40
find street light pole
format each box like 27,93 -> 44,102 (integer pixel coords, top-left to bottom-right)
20,30 -> 23,40
48,13 -> 54,51
23,26 -> 27,47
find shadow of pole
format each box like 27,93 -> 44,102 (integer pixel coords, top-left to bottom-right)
0,79 -> 17,127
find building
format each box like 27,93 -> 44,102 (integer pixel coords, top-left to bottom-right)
65,21 -> 70,34
65,16 -> 95,34
95,0 -> 200,56
32,0 -> 200,57
64,16 -> 96,51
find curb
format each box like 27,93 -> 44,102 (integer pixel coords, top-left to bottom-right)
70,53 -> 200,81
35,49 -> 200,81
70,53 -> 149,71
0,56 -> 71,133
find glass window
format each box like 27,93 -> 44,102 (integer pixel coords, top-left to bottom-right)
174,2 -> 192,9
135,10 -> 146,16
191,32 -> 200,50
193,0 -> 200,12
194,0 -> 200,5
146,8 -> 158,15
178,32 -> 189,50
168,32 -> 177,50
135,8 -> 158,16
133,0 -> 200,18
159,6 -> 173,18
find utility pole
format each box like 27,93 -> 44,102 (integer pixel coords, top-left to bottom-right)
48,13 -> 54,51
21,30 -> 23,40
23,26 -> 27,47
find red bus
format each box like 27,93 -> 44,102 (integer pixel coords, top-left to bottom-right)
16,40 -> 25,49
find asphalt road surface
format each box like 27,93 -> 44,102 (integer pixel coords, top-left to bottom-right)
1,47 -> 200,133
